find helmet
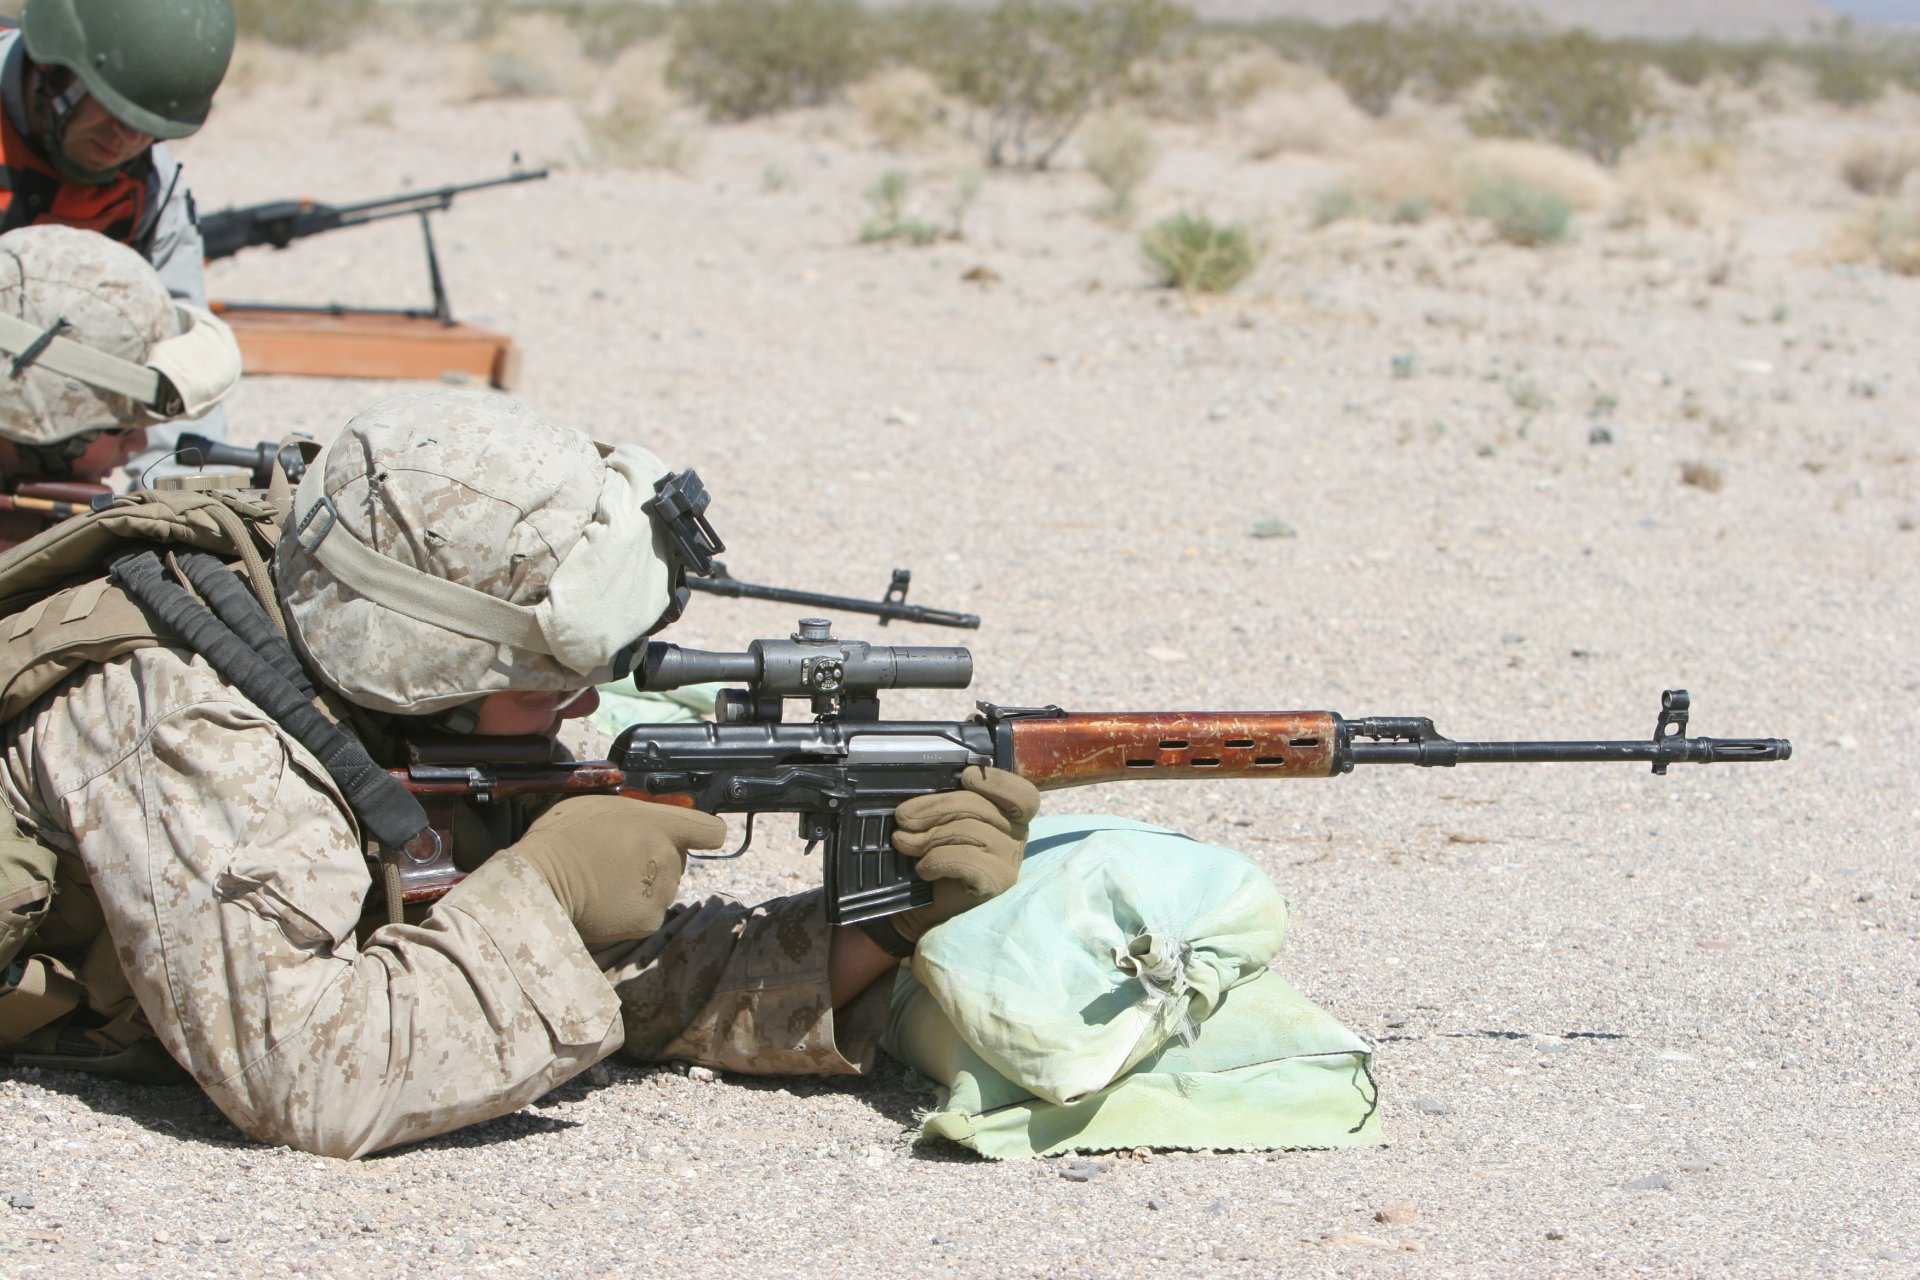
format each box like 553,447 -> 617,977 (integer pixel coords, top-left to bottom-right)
0,224 -> 177,445
277,389 -> 688,717
22,0 -> 236,141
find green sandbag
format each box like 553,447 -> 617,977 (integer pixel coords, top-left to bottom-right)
883,813 -> 1382,1159
910,815 -> 1291,1105
885,965 -> 1382,1160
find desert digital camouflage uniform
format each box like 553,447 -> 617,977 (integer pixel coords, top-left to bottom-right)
0,391 -> 882,1159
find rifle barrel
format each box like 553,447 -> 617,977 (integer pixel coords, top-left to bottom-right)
1344,736 -> 1793,767
688,574 -> 980,629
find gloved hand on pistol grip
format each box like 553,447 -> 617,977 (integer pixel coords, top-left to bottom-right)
506,795 -> 728,946
885,765 -> 1041,948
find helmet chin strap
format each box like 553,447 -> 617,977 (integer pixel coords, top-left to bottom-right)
32,72 -> 128,185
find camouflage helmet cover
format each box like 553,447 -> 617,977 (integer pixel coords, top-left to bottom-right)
277,389 -> 683,717
21,0 -> 237,140
0,224 -> 178,444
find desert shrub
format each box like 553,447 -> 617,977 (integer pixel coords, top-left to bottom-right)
1835,201 -> 1920,275
1140,210 -> 1259,292
1079,109 -> 1158,219
1466,172 -> 1571,246
1630,35 -> 1715,88
1468,32 -> 1652,167
849,67 -> 950,150
234,0 -> 374,51
859,169 -> 981,244
1121,35 -> 1299,121
861,170 -> 943,245
1840,140 -> 1918,198
923,0 -> 1186,170
668,0 -> 874,121
549,0 -> 672,61
1308,183 -> 1359,227
1804,41 -> 1886,107
583,83 -> 701,171
1241,82 -> 1367,159
1318,20 -> 1409,118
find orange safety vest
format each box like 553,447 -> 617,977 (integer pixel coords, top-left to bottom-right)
0,27 -> 166,255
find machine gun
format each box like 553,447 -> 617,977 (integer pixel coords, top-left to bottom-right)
201,168 -> 549,270
200,167 -> 549,388
377,619 -> 1791,924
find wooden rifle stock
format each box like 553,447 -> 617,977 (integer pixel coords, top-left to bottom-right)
999,711 -> 1343,788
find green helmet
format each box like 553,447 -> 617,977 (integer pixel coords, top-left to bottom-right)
22,0 -> 236,141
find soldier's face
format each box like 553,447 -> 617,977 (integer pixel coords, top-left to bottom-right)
471,688 -> 599,737
60,96 -> 156,173
71,426 -> 147,479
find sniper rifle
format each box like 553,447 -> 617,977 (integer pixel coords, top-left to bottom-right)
377,618 -> 1791,926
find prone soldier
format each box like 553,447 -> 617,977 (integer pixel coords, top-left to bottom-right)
0,388 -> 1037,1157
0,224 -> 241,549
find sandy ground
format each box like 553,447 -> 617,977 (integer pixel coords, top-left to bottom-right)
2,34 -> 1916,1280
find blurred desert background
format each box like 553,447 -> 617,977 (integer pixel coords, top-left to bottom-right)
0,1 -> 1915,1277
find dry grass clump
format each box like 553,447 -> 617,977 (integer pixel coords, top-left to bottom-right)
1079,109 -> 1159,220
1312,136 -> 1610,240
848,67 -> 953,150
1241,80 -> 1371,159
1830,201 -> 1920,275
1458,140 -> 1616,211
465,15 -> 588,101
579,46 -> 703,172
1343,136 -> 1457,217
1839,139 -> 1918,198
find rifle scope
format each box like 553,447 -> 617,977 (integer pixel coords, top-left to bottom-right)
636,618 -> 971,712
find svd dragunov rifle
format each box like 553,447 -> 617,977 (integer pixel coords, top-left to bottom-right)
377,619 -> 1791,924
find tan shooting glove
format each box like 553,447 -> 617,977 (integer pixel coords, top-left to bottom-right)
506,795 -> 727,946
873,765 -> 1041,955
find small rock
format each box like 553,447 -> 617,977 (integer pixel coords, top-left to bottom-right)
152,1229 -> 171,1244
1679,1161 -> 1713,1173
1250,519 -> 1297,540
1373,1199 -> 1416,1224
1383,1011 -> 1409,1028
1146,1198 -> 1168,1211
884,407 -> 920,428
1588,424 -> 1614,445
438,371 -> 472,386
1208,404 -> 1231,421
687,1066 -> 718,1083
1058,1160 -> 1107,1183
1622,1174 -> 1671,1191
1390,353 -> 1417,379
961,265 -> 1000,285
1410,1098 -> 1451,1116
1545,1230 -> 1566,1241
1130,1147 -> 1152,1162
8,1192 -> 33,1210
